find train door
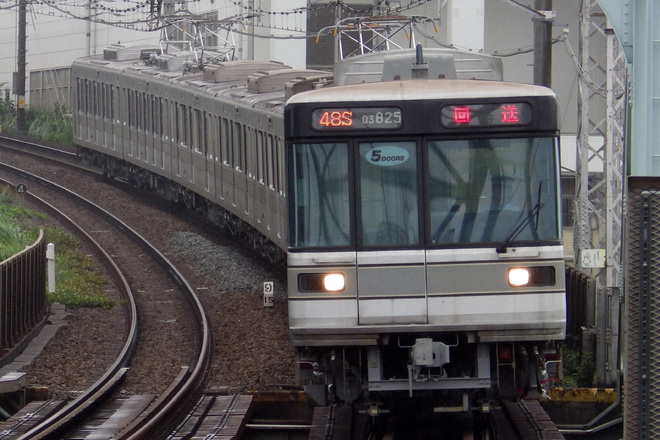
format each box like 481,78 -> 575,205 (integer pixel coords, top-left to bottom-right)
355,140 -> 428,325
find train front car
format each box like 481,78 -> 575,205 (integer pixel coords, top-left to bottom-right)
285,79 -> 566,410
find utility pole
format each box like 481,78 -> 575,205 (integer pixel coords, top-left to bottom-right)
533,0 -> 553,87
16,0 -> 27,132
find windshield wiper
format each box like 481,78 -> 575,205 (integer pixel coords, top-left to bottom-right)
496,182 -> 544,254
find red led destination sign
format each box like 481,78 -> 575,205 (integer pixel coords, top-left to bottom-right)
441,103 -> 533,128
312,107 -> 402,130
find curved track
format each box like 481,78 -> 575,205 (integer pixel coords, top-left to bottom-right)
0,138 -> 213,439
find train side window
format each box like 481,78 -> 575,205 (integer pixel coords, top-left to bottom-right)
246,126 -> 256,179
139,92 -> 145,131
276,137 -> 285,195
266,134 -> 275,190
233,121 -> 244,172
92,82 -> 98,117
99,83 -> 105,118
215,116 -> 221,160
145,94 -> 152,133
255,131 -> 263,182
127,90 -> 134,127
186,106 -> 193,148
103,84 -> 108,120
152,96 -> 159,137
136,91 -> 141,129
77,79 -> 84,114
133,90 -> 138,129
158,97 -> 167,139
193,109 -> 199,152
98,82 -> 103,118
134,91 -> 139,129
204,112 -> 211,157
177,104 -> 188,147
167,100 -> 174,141
221,118 -> 232,166
84,80 -> 90,115
112,86 -> 118,123
242,125 -> 248,173
103,84 -> 109,120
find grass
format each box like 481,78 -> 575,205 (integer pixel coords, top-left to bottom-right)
0,188 -> 114,309
45,229 -> 115,308
0,190 -> 41,260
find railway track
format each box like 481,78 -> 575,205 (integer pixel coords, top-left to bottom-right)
0,147 -> 212,438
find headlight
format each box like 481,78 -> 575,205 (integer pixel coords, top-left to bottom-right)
323,273 -> 345,292
508,268 -> 530,286
298,273 -> 346,293
508,266 -> 556,287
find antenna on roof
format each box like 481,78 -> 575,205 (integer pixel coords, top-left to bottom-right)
411,43 -> 429,79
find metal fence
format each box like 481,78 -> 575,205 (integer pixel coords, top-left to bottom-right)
29,67 -> 71,111
0,230 -> 49,361
625,177 -> 660,440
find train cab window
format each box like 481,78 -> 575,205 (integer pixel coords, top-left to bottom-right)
427,137 -> 560,245
289,143 -> 351,248
359,141 -> 419,247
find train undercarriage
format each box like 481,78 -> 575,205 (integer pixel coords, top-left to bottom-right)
297,335 -> 559,416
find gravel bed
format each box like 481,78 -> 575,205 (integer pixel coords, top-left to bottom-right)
166,231 -> 295,391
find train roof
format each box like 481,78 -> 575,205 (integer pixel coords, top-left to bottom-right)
286,79 -> 557,105
73,43 -> 551,113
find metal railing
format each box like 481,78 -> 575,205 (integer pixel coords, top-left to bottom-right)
0,230 -> 49,362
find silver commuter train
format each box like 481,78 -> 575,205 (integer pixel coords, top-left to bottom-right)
72,39 -> 565,410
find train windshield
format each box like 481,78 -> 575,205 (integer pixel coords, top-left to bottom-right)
359,141 -> 419,247
288,136 -> 560,249
289,143 -> 351,248
428,137 -> 559,245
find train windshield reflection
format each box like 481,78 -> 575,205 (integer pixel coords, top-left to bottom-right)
289,143 -> 351,248
359,141 -> 419,247
428,137 -> 560,244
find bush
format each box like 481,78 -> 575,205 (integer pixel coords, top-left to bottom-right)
0,190 -> 38,260
27,104 -> 73,147
554,348 -> 595,388
0,88 -> 16,133
0,86 -> 72,147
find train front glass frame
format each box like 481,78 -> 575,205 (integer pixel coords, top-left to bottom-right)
287,135 -> 561,251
